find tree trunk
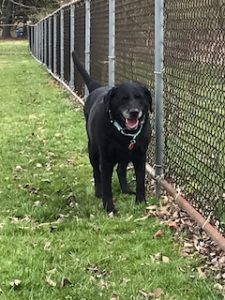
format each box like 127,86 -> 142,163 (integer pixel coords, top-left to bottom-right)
1,1 -> 13,38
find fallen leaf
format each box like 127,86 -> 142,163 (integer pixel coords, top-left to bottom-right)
15,165 -> 23,172
41,179 -> 51,183
214,283 -> 223,291
121,277 -> 131,285
33,201 -> 42,207
10,279 -> 21,289
61,277 -> 72,287
162,256 -> 170,264
154,230 -> 164,238
160,195 -> 170,206
46,276 -> 57,287
111,292 -> 119,300
36,163 -> 42,168
44,241 -> 51,251
134,215 -> 149,222
139,290 -> 155,299
55,133 -> 63,138
197,267 -> 207,279
167,221 -> 178,230
146,205 -> 158,211
153,288 -> 164,298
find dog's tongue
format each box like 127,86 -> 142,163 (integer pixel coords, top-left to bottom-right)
125,118 -> 139,130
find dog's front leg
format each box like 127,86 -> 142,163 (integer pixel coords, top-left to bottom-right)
100,160 -> 115,213
117,162 -> 135,195
133,155 -> 146,204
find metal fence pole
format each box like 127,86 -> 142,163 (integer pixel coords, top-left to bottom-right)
44,19 -> 47,65
108,0 -> 115,87
53,14 -> 57,74
85,0 -> 91,97
70,4 -> 75,90
41,21 -> 44,63
154,0 -> 164,196
33,26 -> 35,55
49,16 -> 52,71
31,27 -> 33,53
36,24 -> 38,58
38,22 -> 40,61
60,9 -> 64,80
36,25 -> 38,58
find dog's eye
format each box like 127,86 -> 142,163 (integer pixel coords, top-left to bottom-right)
134,94 -> 141,99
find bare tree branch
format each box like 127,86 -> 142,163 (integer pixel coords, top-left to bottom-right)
9,0 -> 37,10
0,0 -> 7,15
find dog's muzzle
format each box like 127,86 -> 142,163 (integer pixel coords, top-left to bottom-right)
123,109 -> 143,130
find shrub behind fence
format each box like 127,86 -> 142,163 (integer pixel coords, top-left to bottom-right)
28,0 -> 225,229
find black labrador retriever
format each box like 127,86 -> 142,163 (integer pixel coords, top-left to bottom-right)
72,51 -> 152,213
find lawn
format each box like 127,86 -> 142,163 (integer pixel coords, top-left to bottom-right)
0,41 -> 222,299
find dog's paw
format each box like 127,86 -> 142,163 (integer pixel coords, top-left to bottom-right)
107,208 -> 119,217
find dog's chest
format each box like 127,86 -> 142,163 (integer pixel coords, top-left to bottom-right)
106,140 -> 138,163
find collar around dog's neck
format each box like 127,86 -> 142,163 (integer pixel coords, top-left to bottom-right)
108,110 -> 145,151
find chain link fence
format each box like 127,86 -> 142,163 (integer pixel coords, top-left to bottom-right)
28,0 -> 225,229
164,0 -> 225,226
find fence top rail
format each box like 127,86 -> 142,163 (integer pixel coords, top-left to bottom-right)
29,0 -> 83,26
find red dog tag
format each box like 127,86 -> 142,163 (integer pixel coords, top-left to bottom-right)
128,141 -> 135,151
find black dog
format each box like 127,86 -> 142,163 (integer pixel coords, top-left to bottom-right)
72,52 -> 152,213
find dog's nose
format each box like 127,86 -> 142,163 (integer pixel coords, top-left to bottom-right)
129,109 -> 139,119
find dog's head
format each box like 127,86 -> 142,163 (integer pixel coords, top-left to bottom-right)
104,82 -> 152,130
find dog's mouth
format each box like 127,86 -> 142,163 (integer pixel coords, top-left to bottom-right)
125,118 -> 140,130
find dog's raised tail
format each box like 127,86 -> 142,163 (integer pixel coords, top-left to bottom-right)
72,51 -> 101,93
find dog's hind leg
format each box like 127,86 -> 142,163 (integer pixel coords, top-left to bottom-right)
88,144 -> 102,198
117,162 -> 135,195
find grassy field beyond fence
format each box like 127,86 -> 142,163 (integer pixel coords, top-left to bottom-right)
0,41 -> 222,300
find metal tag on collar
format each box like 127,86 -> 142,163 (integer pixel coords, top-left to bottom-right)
128,139 -> 136,151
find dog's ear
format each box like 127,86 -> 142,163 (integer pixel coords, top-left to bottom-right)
142,86 -> 153,113
104,86 -> 117,112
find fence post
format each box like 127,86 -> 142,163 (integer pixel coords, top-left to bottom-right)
44,19 -> 47,65
70,4 -> 75,90
85,0 -> 91,97
108,0 -> 115,87
60,9 -> 64,80
33,26 -> 35,56
37,23 -> 39,60
36,25 -> 38,59
41,22 -> 43,61
39,22 -> 41,60
154,0 -> 164,196
30,25 -> 34,54
49,16 -> 52,71
53,14 -> 57,74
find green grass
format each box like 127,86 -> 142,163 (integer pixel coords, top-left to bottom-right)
0,41 -> 222,300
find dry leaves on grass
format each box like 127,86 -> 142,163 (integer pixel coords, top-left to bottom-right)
153,194 -> 225,289
86,265 -> 109,279
139,288 -> 164,299
150,253 -> 170,264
